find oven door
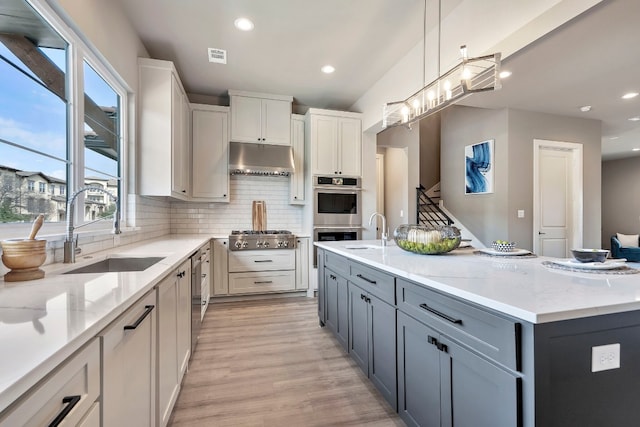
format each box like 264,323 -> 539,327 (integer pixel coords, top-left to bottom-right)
313,188 -> 361,226
313,227 -> 362,267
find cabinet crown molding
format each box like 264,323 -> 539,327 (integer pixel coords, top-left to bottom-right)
228,89 -> 293,102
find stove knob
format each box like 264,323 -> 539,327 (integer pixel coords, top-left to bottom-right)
277,241 -> 283,248
257,241 -> 263,248
242,241 -> 248,248
264,242 -> 270,248
283,241 -> 289,248
235,241 -> 242,249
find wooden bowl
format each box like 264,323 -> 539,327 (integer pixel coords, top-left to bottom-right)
1,239 -> 47,271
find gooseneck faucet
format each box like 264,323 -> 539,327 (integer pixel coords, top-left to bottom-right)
368,212 -> 388,246
64,186 -> 121,263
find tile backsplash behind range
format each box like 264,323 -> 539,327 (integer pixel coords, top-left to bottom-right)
170,175 -> 304,235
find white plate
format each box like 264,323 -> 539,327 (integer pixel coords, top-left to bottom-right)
548,259 -> 626,270
479,248 -> 531,256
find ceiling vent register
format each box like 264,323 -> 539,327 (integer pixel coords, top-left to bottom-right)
208,47 -> 227,64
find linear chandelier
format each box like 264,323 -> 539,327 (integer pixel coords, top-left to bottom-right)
382,45 -> 502,129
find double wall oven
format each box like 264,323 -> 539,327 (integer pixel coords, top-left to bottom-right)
313,176 -> 362,266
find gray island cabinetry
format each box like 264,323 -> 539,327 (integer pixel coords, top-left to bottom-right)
316,242 -> 640,427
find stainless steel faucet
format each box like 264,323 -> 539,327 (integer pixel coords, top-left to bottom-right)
368,212 -> 388,246
64,186 -> 121,263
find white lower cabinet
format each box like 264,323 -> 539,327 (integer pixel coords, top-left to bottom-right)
212,238 -> 229,296
0,338 -> 100,427
101,290 -> 157,427
228,250 -> 296,295
295,237 -> 309,290
157,259 -> 191,427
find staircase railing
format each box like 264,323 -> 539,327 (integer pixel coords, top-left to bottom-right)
416,184 -> 453,227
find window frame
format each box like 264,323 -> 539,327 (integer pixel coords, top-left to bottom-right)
0,0 -> 130,239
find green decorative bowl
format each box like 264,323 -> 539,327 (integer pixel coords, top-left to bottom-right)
393,224 -> 461,255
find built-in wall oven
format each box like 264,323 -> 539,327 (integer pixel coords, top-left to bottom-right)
313,227 -> 362,267
313,176 -> 361,226
312,176 -> 363,267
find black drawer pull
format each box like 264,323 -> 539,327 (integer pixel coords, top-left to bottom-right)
48,395 -> 81,427
124,305 -> 155,330
356,274 -> 377,284
419,303 -> 462,325
361,293 -> 366,300
254,260 -> 273,263
254,280 -> 273,284
330,274 -> 337,280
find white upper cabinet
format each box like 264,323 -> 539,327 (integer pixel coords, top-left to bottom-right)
307,108 -> 362,176
191,104 -> 229,202
229,90 -> 293,145
290,114 -> 305,204
139,58 -> 190,199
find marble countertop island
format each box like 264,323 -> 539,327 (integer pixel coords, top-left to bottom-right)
315,240 -> 640,324
0,235 -> 210,414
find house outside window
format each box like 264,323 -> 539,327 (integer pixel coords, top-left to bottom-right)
0,0 -> 126,233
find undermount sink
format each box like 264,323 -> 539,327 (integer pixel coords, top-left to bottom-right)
64,257 -> 165,274
344,244 -> 385,250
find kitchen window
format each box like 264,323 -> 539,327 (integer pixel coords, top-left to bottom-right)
0,0 -> 127,237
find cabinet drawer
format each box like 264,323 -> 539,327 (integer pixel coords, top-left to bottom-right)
0,339 -> 100,427
324,251 -> 350,277
397,279 -> 520,371
229,270 -> 295,294
350,262 -> 395,305
229,250 -> 295,272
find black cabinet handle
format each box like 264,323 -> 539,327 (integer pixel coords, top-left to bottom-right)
427,335 -> 448,353
48,395 -> 81,427
330,274 -> 337,280
124,305 -> 155,330
177,271 -> 186,278
254,260 -> 273,263
419,303 -> 462,325
254,280 -> 273,284
361,294 -> 366,300
356,274 -> 376,285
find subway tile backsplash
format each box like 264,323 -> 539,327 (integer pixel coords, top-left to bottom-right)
170,175 -> 304,234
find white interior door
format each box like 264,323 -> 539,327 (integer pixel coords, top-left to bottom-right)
533,140 -> 583,257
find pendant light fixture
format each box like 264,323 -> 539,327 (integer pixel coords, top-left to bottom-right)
382,0 -> 502,129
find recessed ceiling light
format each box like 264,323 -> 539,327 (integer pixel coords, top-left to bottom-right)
579,105 -> 592,112
633,148 -> 640,152
629,117 -> 640,121
499,70 -> 512,79
234,17 -> 254,31
321,65 -> 335,74
622,92 -> 639,99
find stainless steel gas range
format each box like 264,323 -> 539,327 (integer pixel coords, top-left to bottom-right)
229,230 -> 297,251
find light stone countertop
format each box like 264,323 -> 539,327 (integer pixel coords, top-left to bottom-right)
0,234 -> 211,415
315,240 -> 640,324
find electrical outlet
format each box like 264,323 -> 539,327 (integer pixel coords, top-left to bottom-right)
591,343 -> 620,372
517,210 -> 525,218
400,210 -> 404,218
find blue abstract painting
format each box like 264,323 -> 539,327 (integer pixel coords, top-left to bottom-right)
465,140 -> 494,194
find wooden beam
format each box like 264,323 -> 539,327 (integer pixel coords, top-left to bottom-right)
0,33 -> 118,158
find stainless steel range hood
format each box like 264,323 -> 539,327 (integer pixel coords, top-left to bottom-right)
229,141 -> 295,176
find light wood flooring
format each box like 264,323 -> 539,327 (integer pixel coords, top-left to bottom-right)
169,297 -> 404,426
